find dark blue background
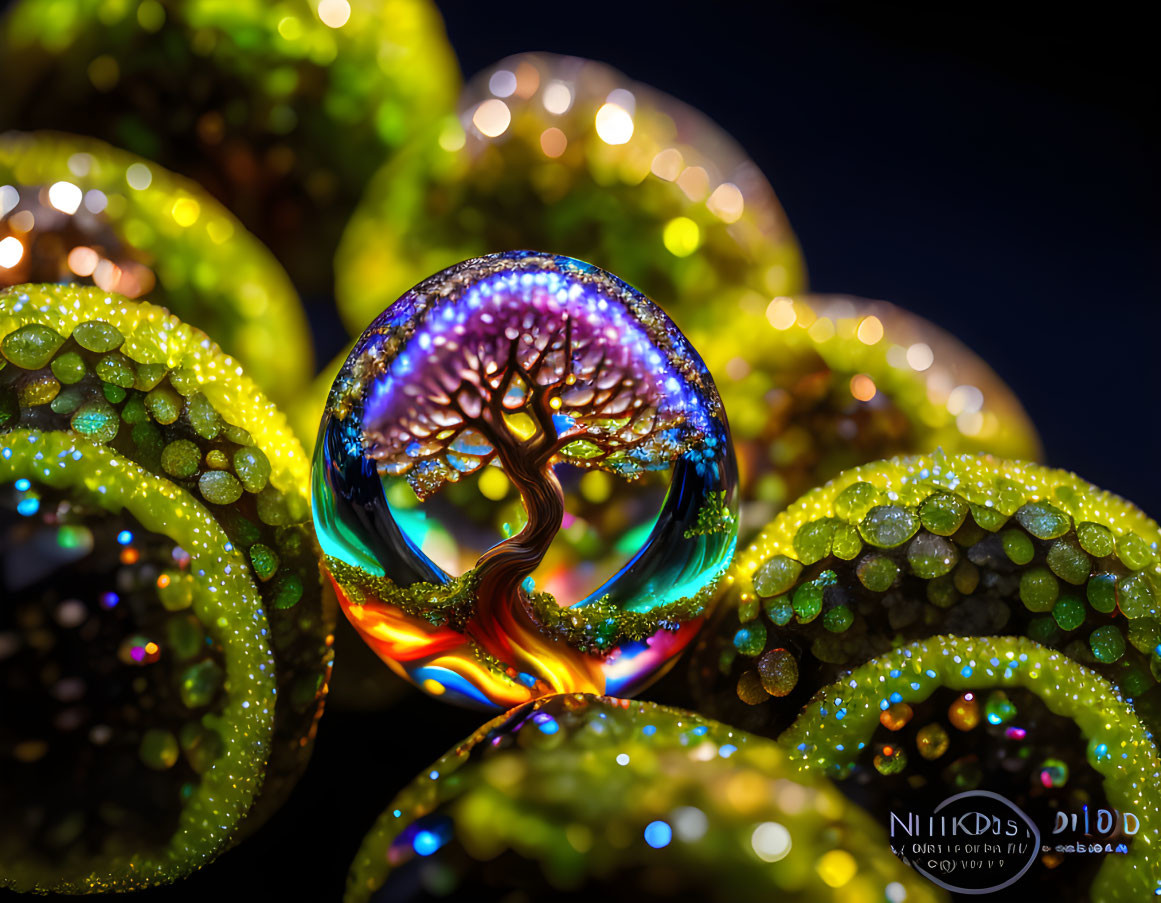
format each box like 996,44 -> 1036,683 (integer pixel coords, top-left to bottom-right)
3,3 -> 1156,900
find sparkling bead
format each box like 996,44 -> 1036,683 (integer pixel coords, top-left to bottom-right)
736,670 -> 768,705
1019,567 -> 1060,612
859,505 -> 920,549
919,492 -> 969,535
879,702 -> 913,731
916,723 -> 950,760
948,692 -> 980,731
908,532 -> 959,578
733,622 -> 767,657
757,648 -> 798,697
1037,758 -> 1069,789
873,743 -> 908,775
753,555 -> 801,598
1015,501 -> 1071,540
2,323 -> 64,369
1089,625 -> 1126,663
856,554 -> 899,592
72,320 -> 124,353
984,690 -> 1016,725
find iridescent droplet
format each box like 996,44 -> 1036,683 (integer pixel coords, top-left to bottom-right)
1051,595 -> 1086,631
1117,573 -> 1155,619
50,350 -> 86,384
205,449 -> 230,470
199,470 -> 243,505
793,519 -> 834,565
70,398 -> 119,443
2,323 -> 64,369
733,621 -> 767,657
830,523 -> 863,560
1019,567 -> 1059,612
970,503 -> 1008,532
834,481 -> 881,523
791,580 -> 824,623
763,596 -> 794,626
18,373 -> 61,406
1001,528 -> 1034,565
145,386 -> 183,424
161,439 -> 201,478
1086,572 -> 1117,613
72,319 -> 124,352
250,543 -> 280,582
737,595 -> 760,623
95,352 -> 136,388
234,446 -> 271,493
1076,521 -> 1115,558
822,605 -> 853,633
1117,533 -> 1153,570
856,553 -> 898,592
188,392 -> 223,439
1046,538 -> 1091,585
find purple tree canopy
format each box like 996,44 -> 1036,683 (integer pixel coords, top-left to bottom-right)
361,268 -> 712,501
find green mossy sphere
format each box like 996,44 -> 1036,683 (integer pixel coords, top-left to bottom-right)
0,284 -> 333,893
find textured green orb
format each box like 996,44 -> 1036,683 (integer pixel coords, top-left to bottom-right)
0,131 -> 313,406
782,636 -> 1161,903
346,694 -> 943,903
0,0 -> 460,291
0,284 -> 332,892
695,452 -> 1161,738
335,51 -> 804,340
694,297 -> 1042,528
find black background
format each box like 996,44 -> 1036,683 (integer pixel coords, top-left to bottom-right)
4,2 -> 1158,900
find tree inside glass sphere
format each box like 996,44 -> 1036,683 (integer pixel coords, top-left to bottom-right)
315,252 -> 738,709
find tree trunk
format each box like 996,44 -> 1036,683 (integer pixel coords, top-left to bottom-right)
476,464 -> 564,600
467,404 -> 604,695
